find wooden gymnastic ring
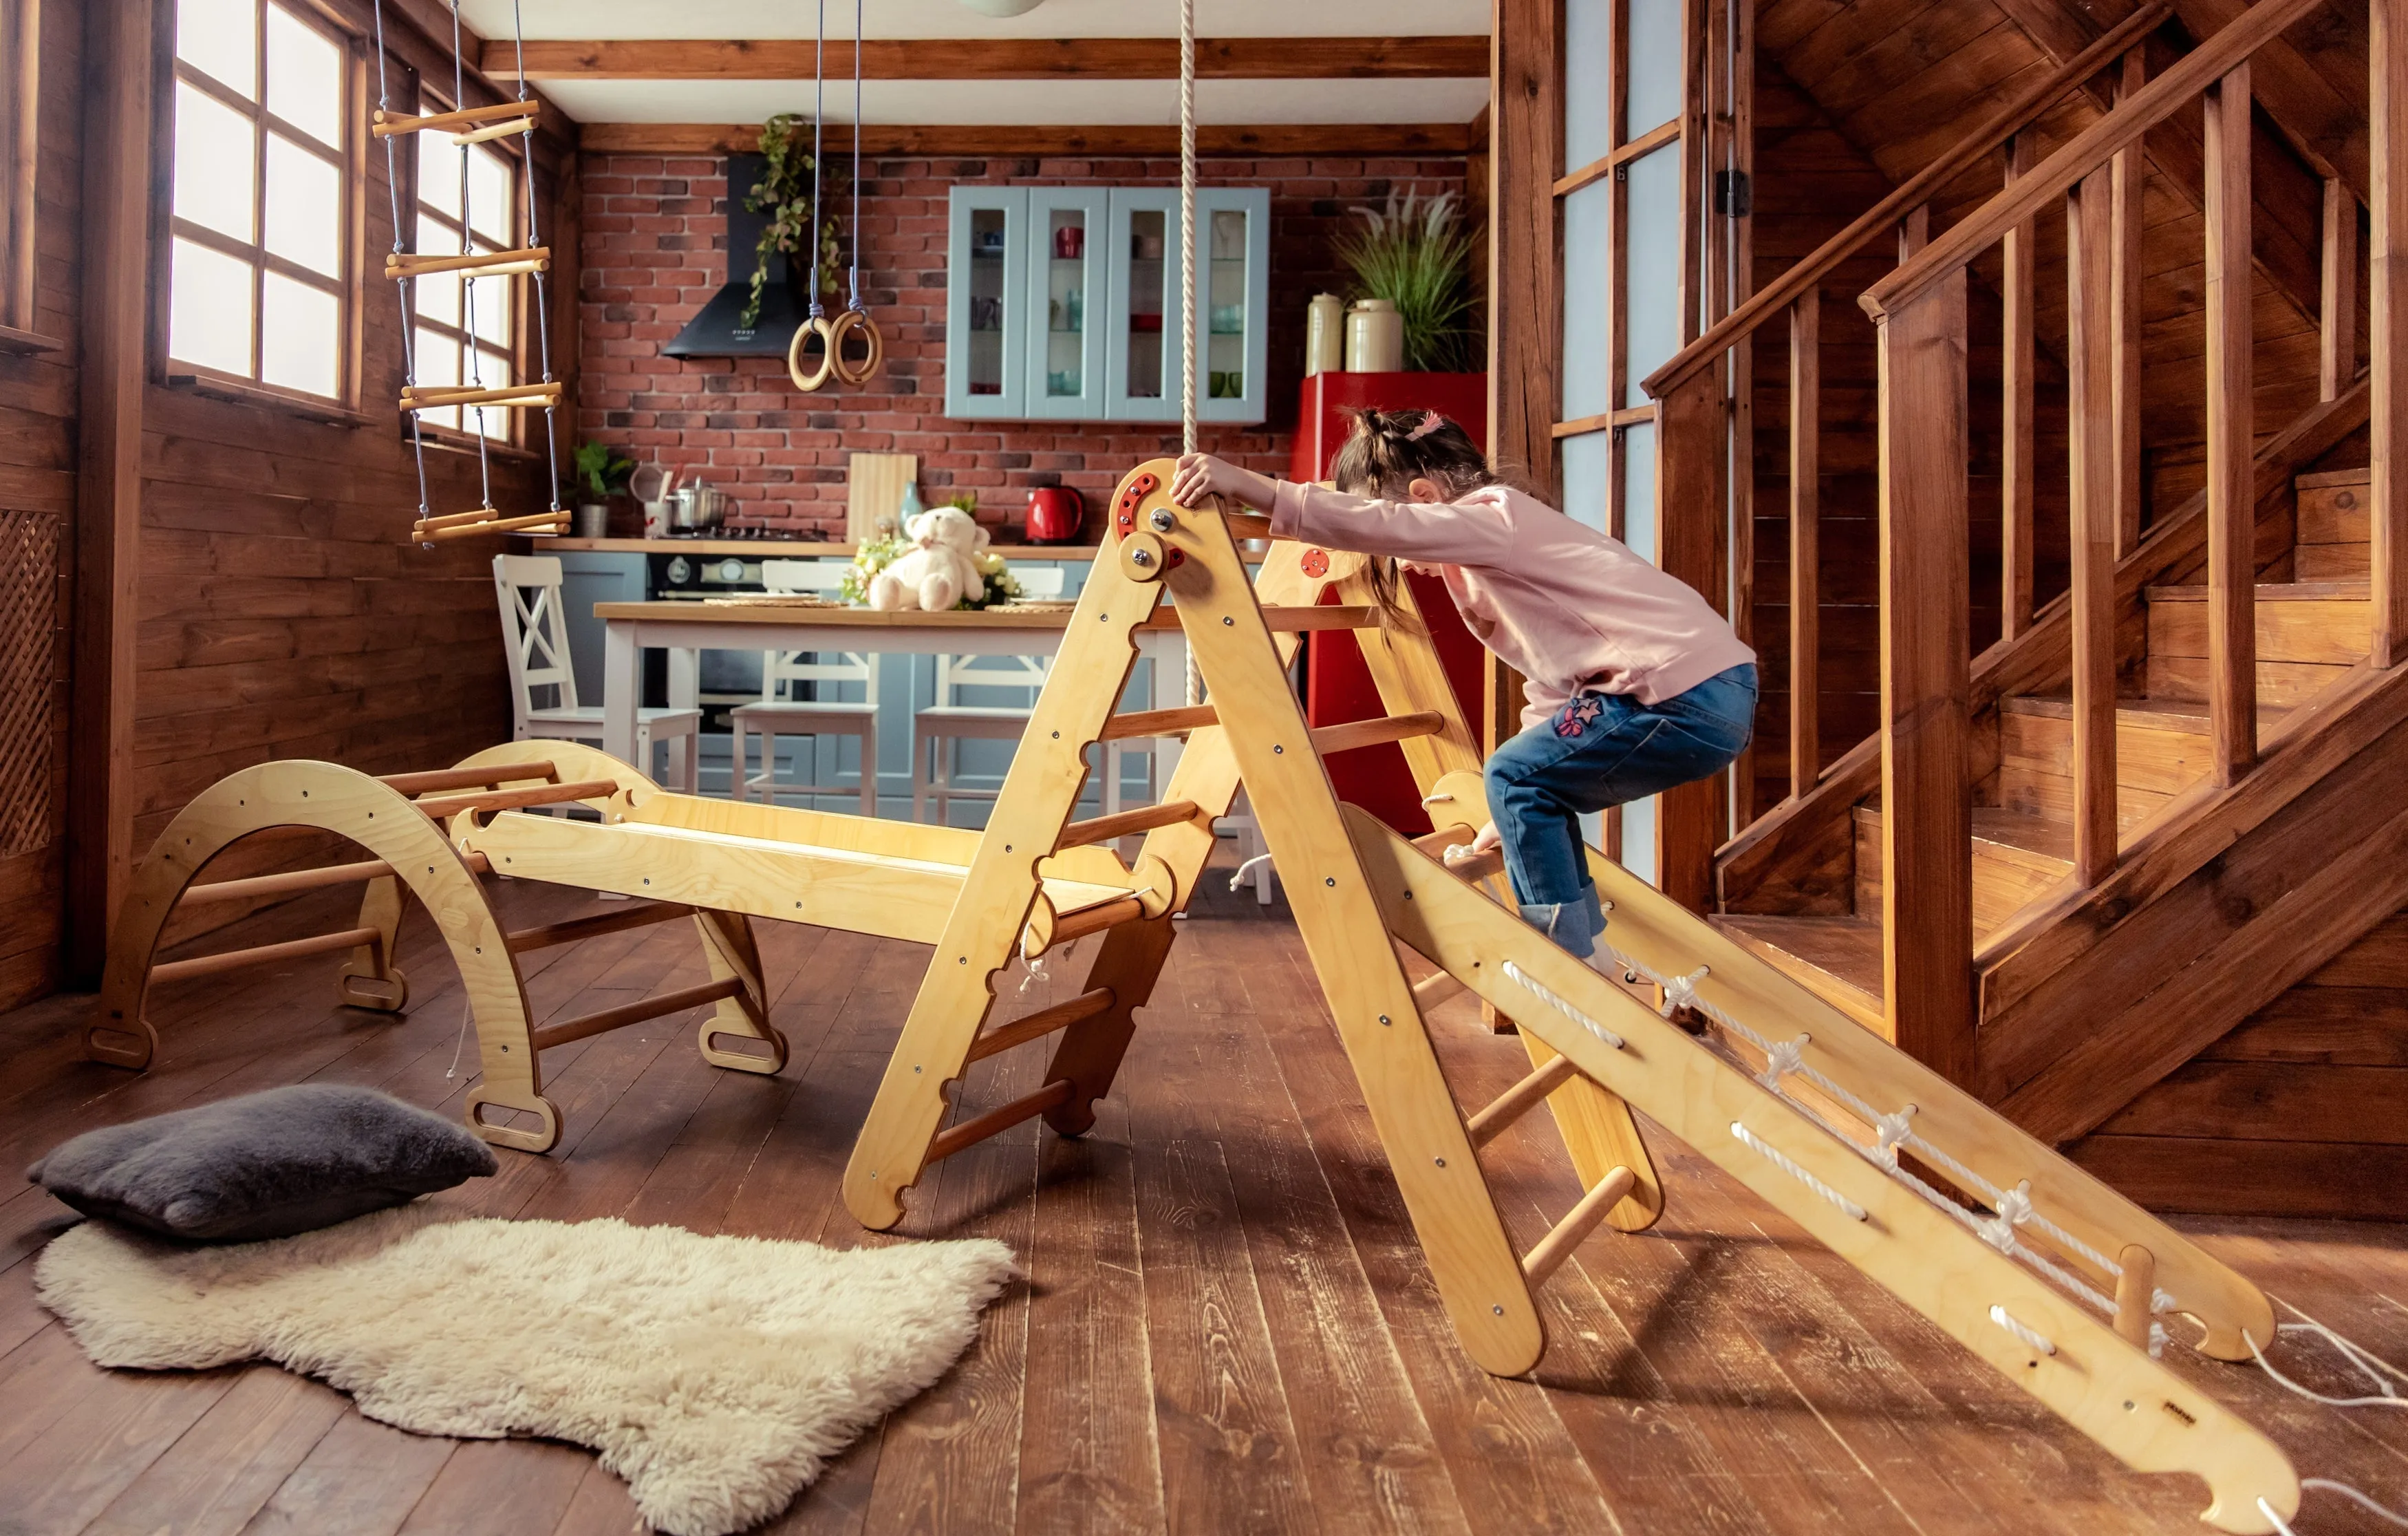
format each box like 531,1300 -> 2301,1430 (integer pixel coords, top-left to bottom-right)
786,314 -> 837,392
828,308 -> 883,387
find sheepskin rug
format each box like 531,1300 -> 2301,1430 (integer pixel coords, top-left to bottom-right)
34,1204 -> 1019,1536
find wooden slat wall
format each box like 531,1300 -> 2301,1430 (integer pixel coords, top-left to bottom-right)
125,3 -> 566,894
2070,906 -> 2408,1219
0,0 -> 82,1010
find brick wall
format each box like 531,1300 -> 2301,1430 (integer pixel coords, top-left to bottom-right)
577,151 -> 1473,540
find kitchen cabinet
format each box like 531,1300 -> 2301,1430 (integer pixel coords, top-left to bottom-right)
945,185 -> 1269,425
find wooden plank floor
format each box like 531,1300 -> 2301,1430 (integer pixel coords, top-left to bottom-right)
6,865 -> 2408,1534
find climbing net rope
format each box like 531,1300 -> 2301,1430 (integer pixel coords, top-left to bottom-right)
372,0 -> 563,544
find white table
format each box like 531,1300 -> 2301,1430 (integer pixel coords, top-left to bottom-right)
592,598 -> 1191,793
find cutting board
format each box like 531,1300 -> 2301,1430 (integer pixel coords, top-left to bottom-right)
846,453 -> 918,544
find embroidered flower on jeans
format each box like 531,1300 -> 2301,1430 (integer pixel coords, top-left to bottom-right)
1554,696 -> 1604,738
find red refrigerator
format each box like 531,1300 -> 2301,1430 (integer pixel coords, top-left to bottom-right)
1292,370 -> 1491,835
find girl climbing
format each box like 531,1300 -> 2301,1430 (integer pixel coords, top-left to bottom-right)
1169,407 -> 1757,963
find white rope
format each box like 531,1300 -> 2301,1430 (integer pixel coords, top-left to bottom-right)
1591,928 -> 2135,1322
444,994 -> 472,1079
2263,1483 -> 2408,1535
1730,1120 -> 1867,1221
1501,960 -> 1623,1049
1988,1305 -> 2056,1356
1177,0 -> 1201,710
2247,1314 -> 2408,1409
1227,853 -> 1273,893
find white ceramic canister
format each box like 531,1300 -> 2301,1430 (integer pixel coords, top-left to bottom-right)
1305,292 -> 1345,377
1345,298 -> 1404,373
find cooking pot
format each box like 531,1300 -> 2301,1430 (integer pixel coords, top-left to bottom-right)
669,484 -> 729,530
1022,485 -> 1084,545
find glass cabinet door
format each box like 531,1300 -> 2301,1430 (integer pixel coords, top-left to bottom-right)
945,187 -> 1027,419
1022,189 -> 1110,419
1193,188 -> 1270,425
1101,188 -> 1183,421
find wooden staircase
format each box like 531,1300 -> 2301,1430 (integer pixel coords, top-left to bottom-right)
1717,469 -> 2399,1215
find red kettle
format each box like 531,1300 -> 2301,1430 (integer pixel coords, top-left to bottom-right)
1023,485 -> 1085,545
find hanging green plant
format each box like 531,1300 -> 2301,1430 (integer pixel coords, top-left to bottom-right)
740,113 -> 846,330
1333,186 -> 1479,372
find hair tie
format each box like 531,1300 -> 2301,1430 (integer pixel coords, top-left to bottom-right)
1404,412 -> 1448,442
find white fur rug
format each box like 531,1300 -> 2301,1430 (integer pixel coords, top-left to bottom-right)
34,1205 -> 1018,1536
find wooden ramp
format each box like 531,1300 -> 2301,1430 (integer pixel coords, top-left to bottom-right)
851,459 -> 2301,1532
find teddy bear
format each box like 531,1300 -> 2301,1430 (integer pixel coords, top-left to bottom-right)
866,506 -> 989,612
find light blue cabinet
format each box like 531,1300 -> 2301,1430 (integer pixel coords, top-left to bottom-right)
946,184 -> 1269,425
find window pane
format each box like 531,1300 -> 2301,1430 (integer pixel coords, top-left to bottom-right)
173,83 -> 256,243
1627,0 -> 1684,136
468,143 -> 513,247
1560,180 -> 1611,420
264,133 -> 340,275
264,5 -> 341,147
169,237 -> 254,374
413,325 -> 460,428
1564,0 -> 1613,166
261,270 -> 338,396
1623,145 -> 1682,408
418,131 -> 462,222
466,276 -> 511,351
178,0 -> 257,99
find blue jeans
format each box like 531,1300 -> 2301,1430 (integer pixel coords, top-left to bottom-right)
1483,665 -> 1758,958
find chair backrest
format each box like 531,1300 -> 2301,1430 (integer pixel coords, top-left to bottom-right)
934,650 -> 1050,708
492,553 -> 577,727
760,558 -> 875,702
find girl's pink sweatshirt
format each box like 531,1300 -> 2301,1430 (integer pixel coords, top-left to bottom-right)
1267,480 -> 1756,728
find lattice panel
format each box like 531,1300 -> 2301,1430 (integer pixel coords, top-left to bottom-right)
0,510 -> 58,859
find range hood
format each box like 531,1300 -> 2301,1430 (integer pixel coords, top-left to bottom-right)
665,153 -> 812,358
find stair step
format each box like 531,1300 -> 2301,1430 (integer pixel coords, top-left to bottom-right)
1854,804 -> 2071,942
1712,914 -> 1885,1030
2144,580 -> 2369,705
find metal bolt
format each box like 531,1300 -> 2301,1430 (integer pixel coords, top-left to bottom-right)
1273,744 -> 1284,754
1131,547 -> 1154,567
1378,1014 -> 1390,1025
1324,877 -> 1335,887
1434,1157 -> 1446,1168
1493,1304 -> 1505,1316
1222,616 -> 1234,626
1150,508 -> 1175,531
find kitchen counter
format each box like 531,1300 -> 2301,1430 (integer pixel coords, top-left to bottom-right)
530,535 -> 1102,559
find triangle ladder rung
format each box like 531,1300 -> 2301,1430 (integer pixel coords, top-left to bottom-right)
1522,1165 -> 1639,1286
1466,1052 -> 1583,1147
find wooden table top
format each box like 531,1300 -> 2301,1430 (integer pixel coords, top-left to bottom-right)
592,601 -> 1095,629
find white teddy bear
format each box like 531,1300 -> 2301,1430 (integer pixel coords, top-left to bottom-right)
866,506 -> 989,612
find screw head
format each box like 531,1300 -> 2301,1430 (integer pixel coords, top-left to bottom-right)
1324,876 -> 1335,887
1434,1157 -> 1446,1168
1149,508 -> 1176,531
1130,547 -> 1154,567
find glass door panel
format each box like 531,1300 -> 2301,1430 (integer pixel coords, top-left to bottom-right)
1104,187 -> 1182,421
945,187 -> 1026,418
1194,187 -> 1269,424
1023,188 -> 1109,419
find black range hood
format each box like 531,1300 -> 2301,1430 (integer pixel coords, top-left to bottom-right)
665,153 -> 812,358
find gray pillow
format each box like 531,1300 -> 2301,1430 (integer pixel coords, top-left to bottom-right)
27,1085 -> 497,1243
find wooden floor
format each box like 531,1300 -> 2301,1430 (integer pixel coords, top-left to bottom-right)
7,864 -> 2408,1535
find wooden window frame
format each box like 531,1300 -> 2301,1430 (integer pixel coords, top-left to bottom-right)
406,83 -> 526,450
0,0 -> 45,345
153,0 -> 369,416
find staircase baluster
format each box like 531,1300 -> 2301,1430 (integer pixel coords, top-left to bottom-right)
2002,134 -> 2038,641
2068,169 -> 2121,884
1789,290 -> 1820,802
2205,63 -> 2258,785
2374,0 -> 2408,668
2111,49 -> 2148,559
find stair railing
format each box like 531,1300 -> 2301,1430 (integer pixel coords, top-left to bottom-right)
1643,2 -> 2169,827
1847,0 -> 2357,1083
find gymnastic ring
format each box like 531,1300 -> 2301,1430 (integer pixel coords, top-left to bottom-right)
828,307 -> 883,387
786,314 -> 837,392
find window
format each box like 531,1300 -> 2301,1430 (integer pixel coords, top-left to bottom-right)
1,0 -> 39,334
166,0 -> 352,401
409,103 -> 519,440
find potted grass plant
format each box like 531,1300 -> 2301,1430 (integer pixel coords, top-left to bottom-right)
1333,186 -> 1479,372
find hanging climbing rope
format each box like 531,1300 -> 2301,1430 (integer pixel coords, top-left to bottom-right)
372,0 -> 565,544
1178,0 -> 1203,710
786,0 -> 838,392
829,0 -> 883,387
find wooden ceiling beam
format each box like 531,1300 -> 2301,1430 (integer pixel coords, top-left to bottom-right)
578,122 -> 1479,158
484,35 -> 1489,82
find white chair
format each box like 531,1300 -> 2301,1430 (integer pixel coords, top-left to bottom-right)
910,566 -> 1066,824
731,559 -> 880,813
493,553 -> 700,791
